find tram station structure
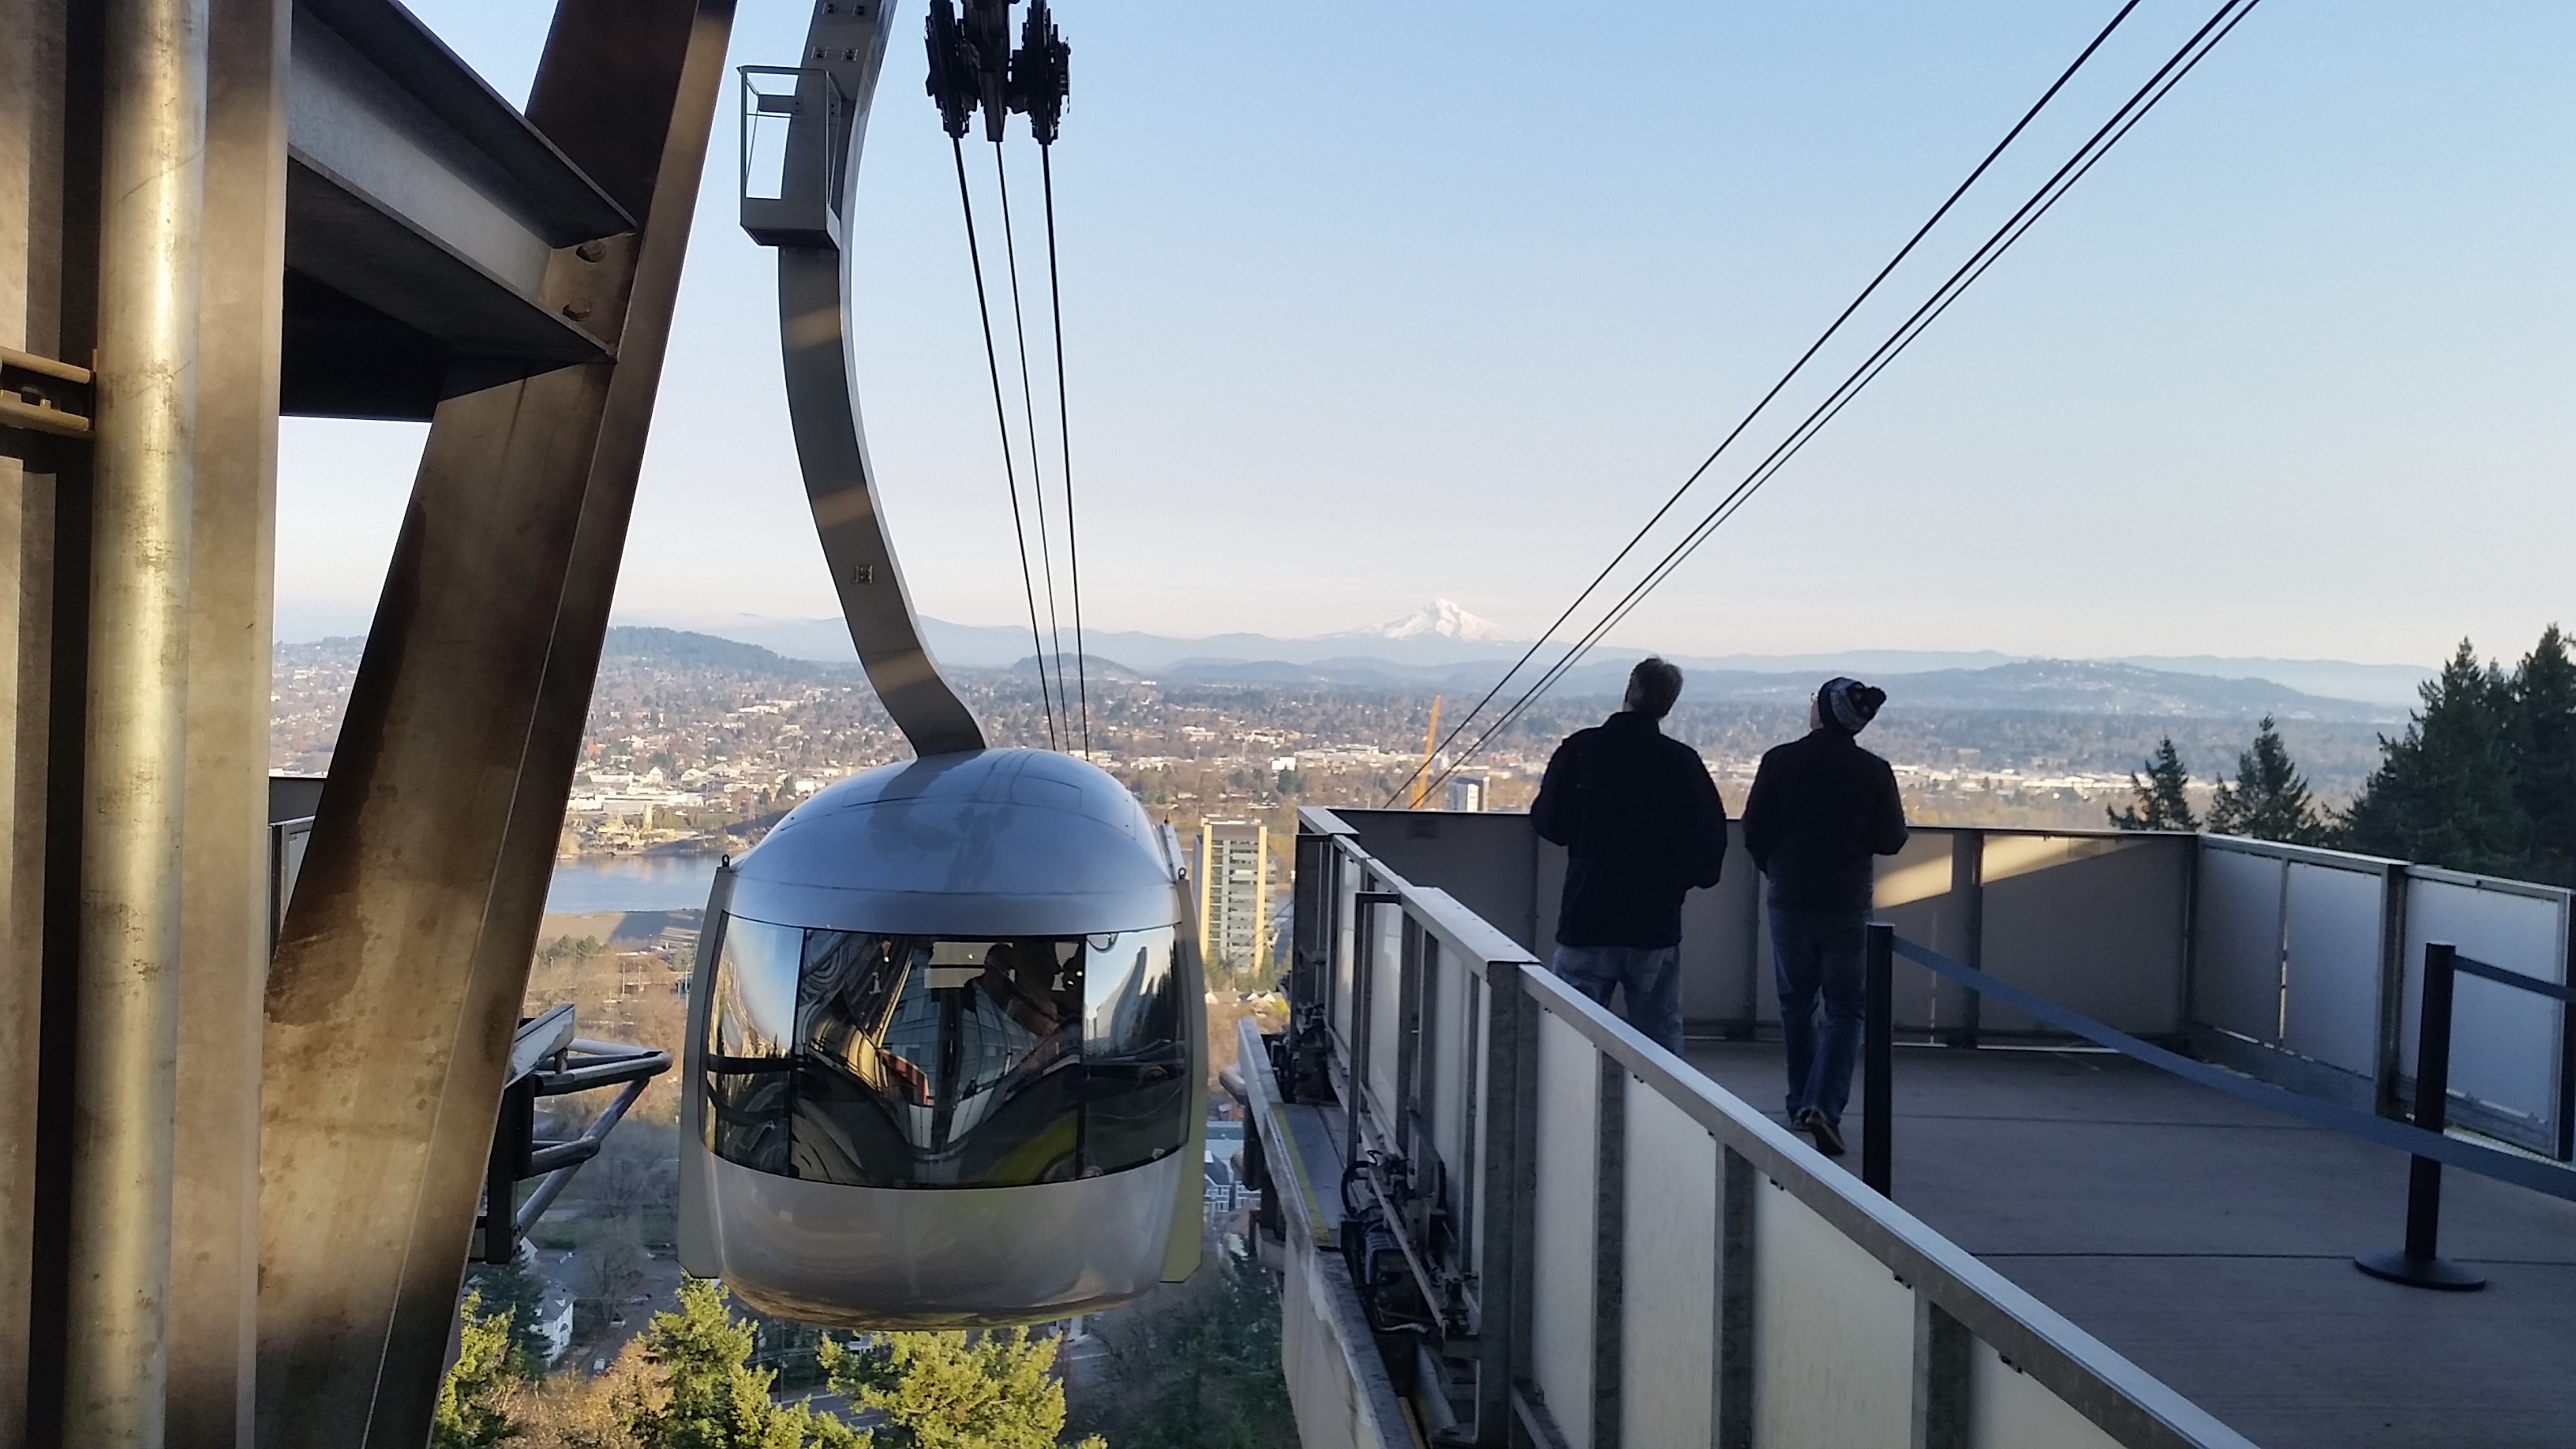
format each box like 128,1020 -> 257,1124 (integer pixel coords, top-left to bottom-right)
4,2 -> 2574,1449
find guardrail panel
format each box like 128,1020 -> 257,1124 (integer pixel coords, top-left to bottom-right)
1971,1339 -> 2123,1449
1979,835 -> 2188,1036
1530,1008 -> 1599,1448
1753,1178 -> 1914,1447
1428,945 -> 1468,1215
1866,830 -> 1963,1032
2279,860 -> 2385,1079
2192,844 -> 2286,1044
1366,902 -> 1402,1131
1680,822 -> 1765,1027
1620,1083 -> 1718,1448
1331,866 -> 1357,1056
2401,874 -> 2567,1148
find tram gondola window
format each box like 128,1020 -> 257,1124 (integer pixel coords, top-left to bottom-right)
702,916 -> 1187,1188
702,916 -> 802,1174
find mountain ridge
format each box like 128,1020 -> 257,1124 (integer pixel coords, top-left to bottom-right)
620,612 -> 2432,707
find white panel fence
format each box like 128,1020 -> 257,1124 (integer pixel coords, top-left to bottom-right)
1249,808 -> 2252,1449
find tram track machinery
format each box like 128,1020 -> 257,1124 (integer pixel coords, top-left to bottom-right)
680,0 -> 1209,1326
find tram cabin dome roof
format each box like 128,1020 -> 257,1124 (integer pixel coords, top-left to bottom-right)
728,747 -> 1177,938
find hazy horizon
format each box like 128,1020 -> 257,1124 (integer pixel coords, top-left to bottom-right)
277,2 -> 2576,667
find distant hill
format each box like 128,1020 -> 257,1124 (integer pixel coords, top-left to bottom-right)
600,626 -> 828,678
624,608 -> 2432,707
1133,654 -> 2397,723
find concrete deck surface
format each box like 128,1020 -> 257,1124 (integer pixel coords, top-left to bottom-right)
1681,1039 -> 2576,1449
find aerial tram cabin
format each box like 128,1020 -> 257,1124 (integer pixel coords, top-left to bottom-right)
676,0 -> 1209,1325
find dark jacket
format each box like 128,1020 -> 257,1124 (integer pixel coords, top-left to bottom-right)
1531,712 -> 1728,948
1742,728 -> 1910,914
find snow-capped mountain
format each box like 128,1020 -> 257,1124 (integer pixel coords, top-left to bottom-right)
1343,599 -> 1512,643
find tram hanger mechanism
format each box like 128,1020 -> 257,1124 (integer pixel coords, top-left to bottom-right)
681,0 -> 1206,1327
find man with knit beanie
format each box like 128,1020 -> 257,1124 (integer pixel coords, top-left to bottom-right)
1531,657 -> 1728,1054
1743,677 -> 1910,1156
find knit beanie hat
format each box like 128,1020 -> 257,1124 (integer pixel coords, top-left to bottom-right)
1819,677 -> 1887,734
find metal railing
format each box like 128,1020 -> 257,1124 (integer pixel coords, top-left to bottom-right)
1260,807 -> 2250,1449
471,1004 -> 672,1264
1859,927 -> 2576,1297
1326,809 -> 2576,1164
268,813 -> 313,951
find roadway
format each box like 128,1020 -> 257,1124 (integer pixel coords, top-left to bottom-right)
1683,1039 -> 2576,1449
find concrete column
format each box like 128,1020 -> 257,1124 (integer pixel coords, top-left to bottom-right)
68,1 -> 204,1447
168,0 -> 285,1443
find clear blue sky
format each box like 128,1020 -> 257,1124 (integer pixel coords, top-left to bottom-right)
277,1 -> 2574,667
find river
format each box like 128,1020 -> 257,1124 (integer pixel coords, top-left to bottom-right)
544,854 -> 721,915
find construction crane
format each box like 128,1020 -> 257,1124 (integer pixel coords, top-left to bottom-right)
1410,695 -> 1443,809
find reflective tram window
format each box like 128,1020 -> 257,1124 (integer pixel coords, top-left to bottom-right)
702,917 -> 1187,1188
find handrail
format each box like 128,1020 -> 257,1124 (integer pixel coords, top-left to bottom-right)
2454,952 -> 2576,1007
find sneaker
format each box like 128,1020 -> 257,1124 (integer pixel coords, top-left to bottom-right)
1806,1112 -> 1847,1158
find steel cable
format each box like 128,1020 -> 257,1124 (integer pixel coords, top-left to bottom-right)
994,140 -> 1076,739
949,133 -> 1060,751
1039,144 -> 1091,758
1417,0 -> 2266,796
1379,0 -> 2150,808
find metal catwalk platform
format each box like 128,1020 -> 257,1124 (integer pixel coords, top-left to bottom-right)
1685,1039 -> 2576,1449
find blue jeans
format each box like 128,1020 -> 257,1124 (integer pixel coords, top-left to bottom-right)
1552,944 -> 1683,1054
1771,907 -> 1866,1125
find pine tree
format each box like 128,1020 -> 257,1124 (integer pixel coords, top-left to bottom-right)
623,1279 -> 866,1449
2207,717 -> 2323,845
2509,624 -> 2576,886
462,1259 -> 553,1380
2109,737 -> 2197,831
433,1291 -> 524,1449
824,1327 -> 1097,1449
2340,640 -> 2525,873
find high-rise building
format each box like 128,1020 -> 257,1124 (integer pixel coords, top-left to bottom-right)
1447,774 -> 1487,812
1197,819 -> 1269,972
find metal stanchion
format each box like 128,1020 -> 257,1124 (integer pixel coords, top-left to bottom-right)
2354,942 -> 2486,1290
1863,923 -> 1893,1196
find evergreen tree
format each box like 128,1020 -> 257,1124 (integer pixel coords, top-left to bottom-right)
823,1328 -> 1096,1449
2108,737 -> 2197,832
2508,624 -> 2576,886
1069,1245 -> 1296,1449
2206,717 -> 2324,845
462,1259 -> 553,1380
2340,641 -> 2525,873
433,1292 -> 524,1449
623,1279 -> 865,1449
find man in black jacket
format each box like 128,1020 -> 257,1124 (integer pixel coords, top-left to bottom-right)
1530,658 -> 1728,1053
1743,677 -> 1909,1157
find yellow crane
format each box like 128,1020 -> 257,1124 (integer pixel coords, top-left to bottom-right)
1410,695 -> 1443,809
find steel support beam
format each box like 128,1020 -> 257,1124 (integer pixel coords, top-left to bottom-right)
252,2 -> 734,1445
66,3 -> 208,1448
279,0 -> 632,417
168,0 -> 286,1443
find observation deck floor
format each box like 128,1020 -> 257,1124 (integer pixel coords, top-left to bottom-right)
1683,1039 -> 2576,1449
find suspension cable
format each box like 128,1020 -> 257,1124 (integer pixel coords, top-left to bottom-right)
1039,144 -> 1091,758
1378,0 -> 2150,809
1415,0 -> 2267,798
949,133 -> 1060,751
994,140 -> 1076,739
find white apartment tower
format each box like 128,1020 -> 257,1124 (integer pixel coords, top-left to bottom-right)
1197,819 -> 1270,972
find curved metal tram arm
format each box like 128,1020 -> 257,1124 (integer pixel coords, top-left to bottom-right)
750,1 -> 987,755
